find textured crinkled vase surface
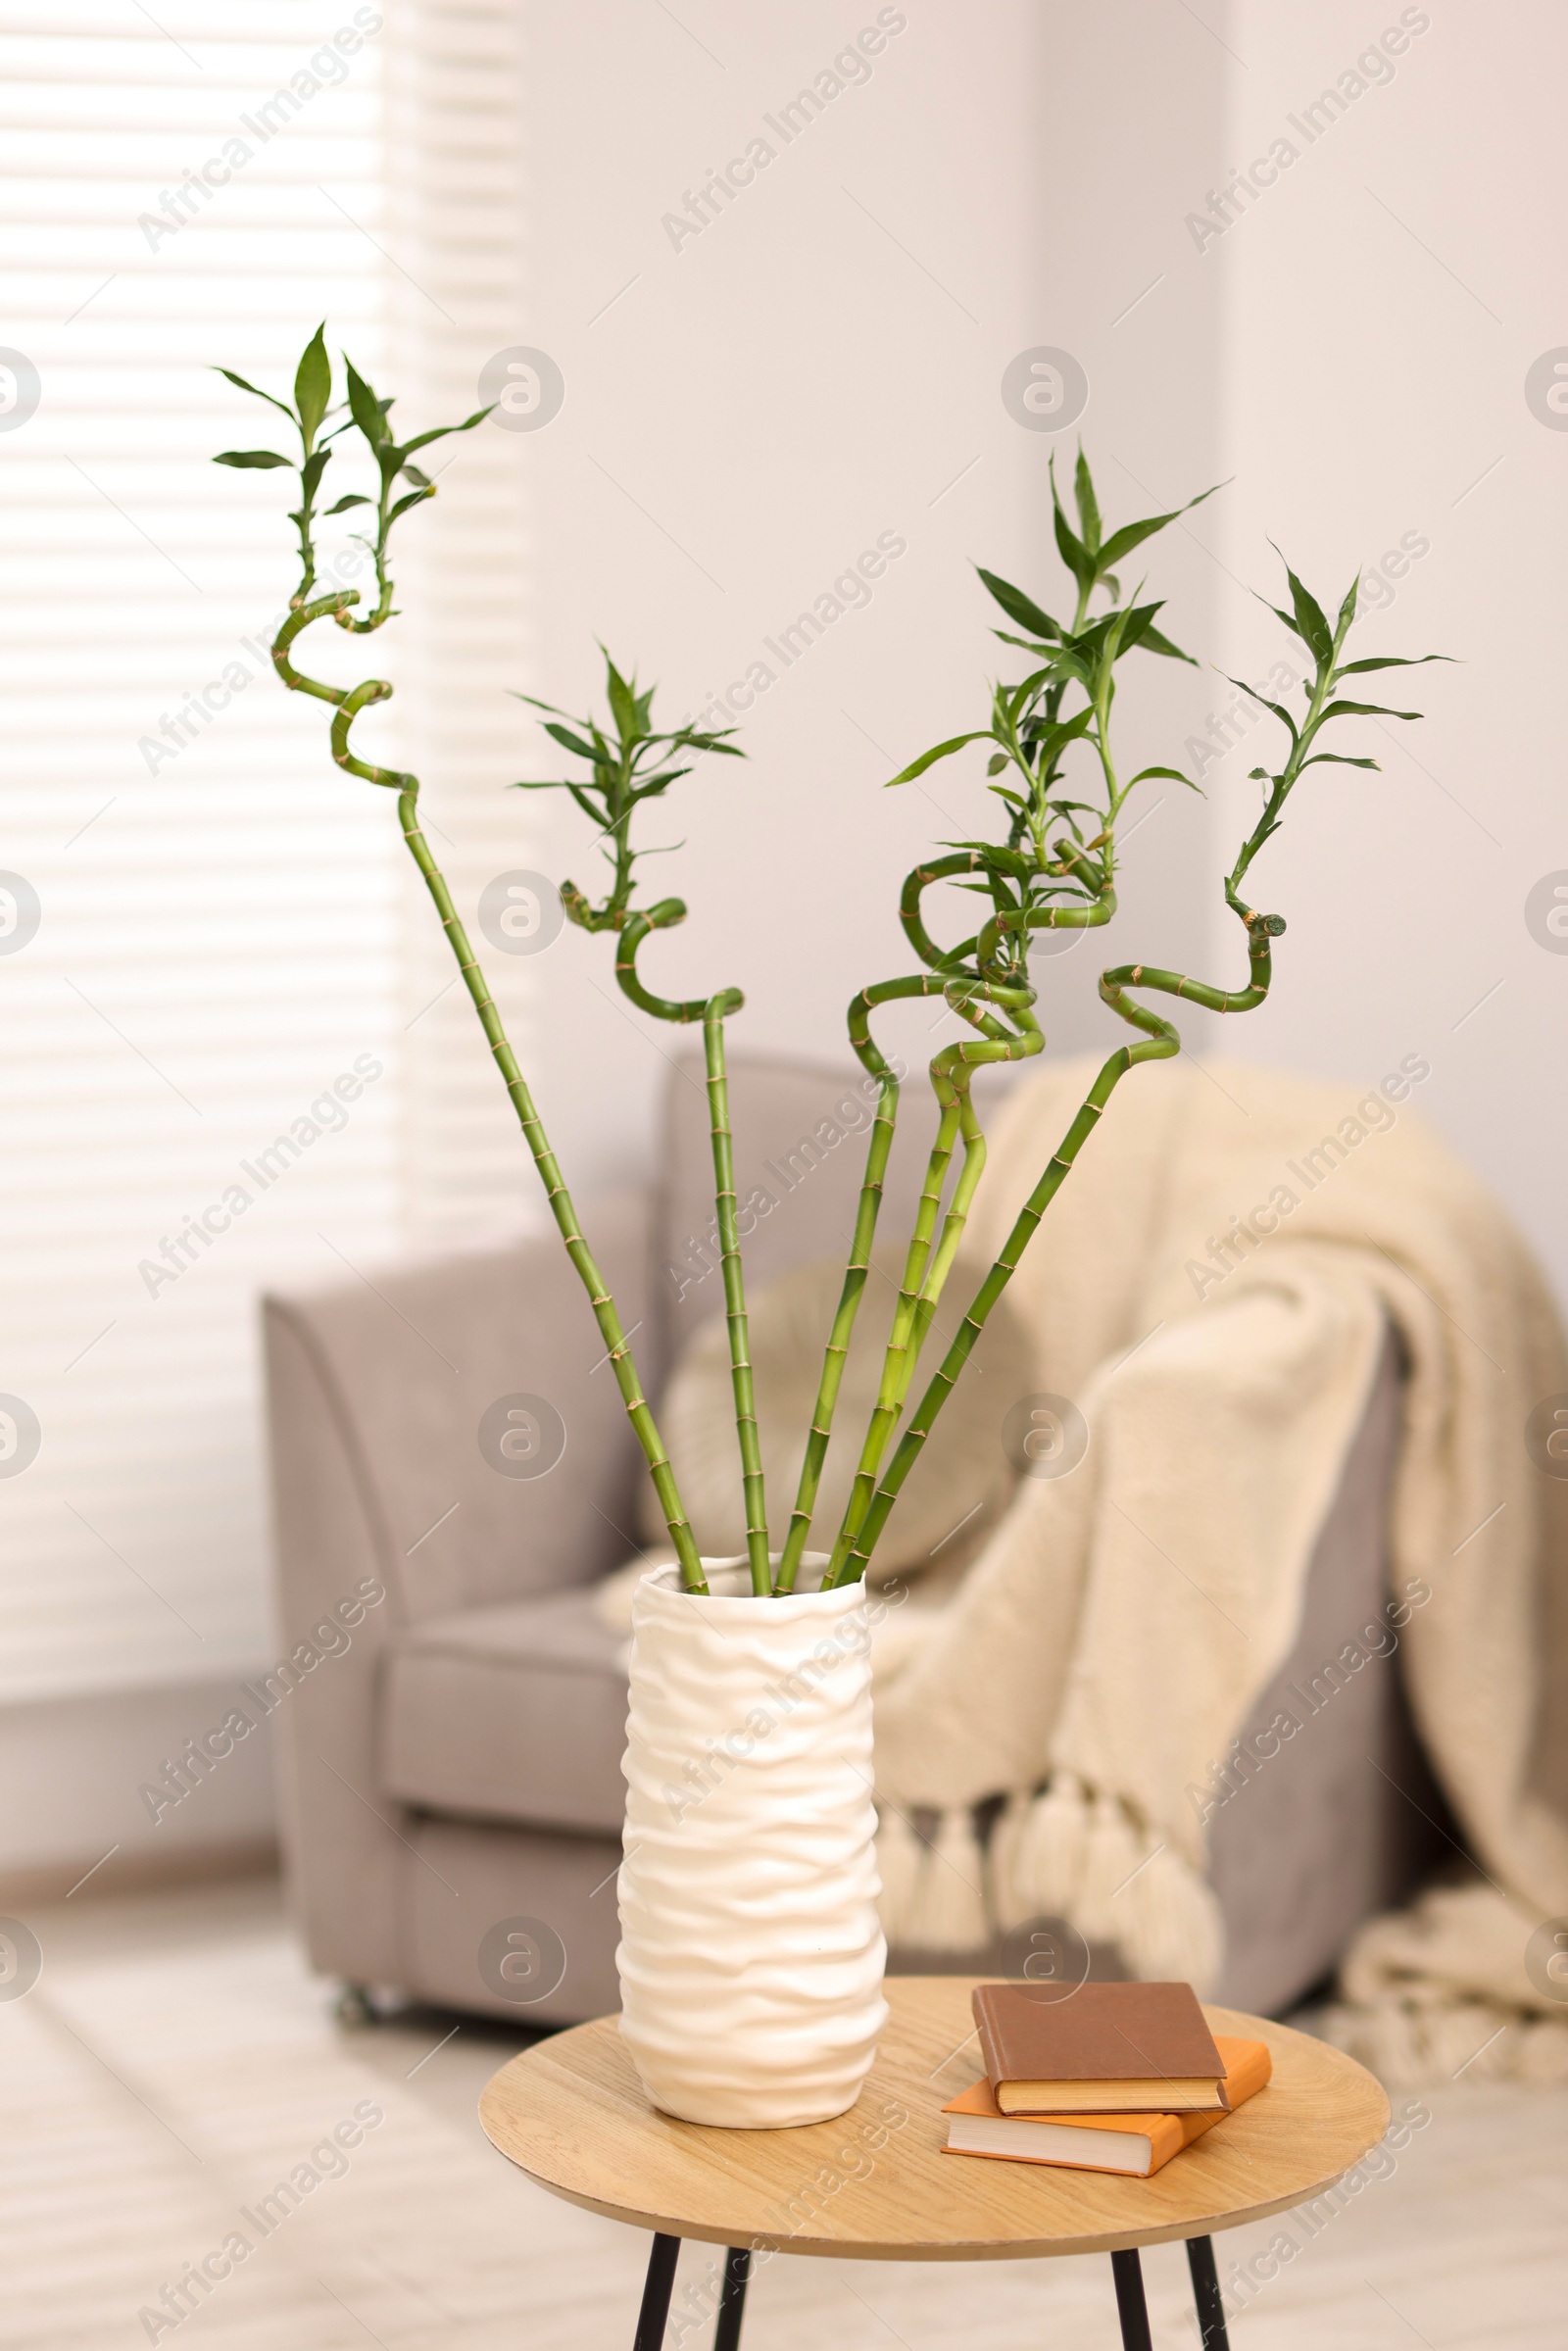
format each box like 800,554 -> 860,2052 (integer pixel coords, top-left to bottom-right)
616,1559 -> 888,2127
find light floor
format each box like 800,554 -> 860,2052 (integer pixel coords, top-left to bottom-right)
4,1876 -> 1564,2350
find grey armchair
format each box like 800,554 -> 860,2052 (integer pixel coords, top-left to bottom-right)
263,1051 -> 1445,2029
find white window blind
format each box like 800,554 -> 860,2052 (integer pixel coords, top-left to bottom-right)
0,0 -> 530,1699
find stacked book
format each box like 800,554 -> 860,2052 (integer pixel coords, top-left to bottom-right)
942,1981 -> 1271,2179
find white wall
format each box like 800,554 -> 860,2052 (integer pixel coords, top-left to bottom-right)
0,1681 -> 274,1892
1209,1 -> 1568,1305
506,0 -> 1231,1195
498,0 -> 1568,1332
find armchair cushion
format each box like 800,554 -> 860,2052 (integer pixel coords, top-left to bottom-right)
380,1588 -> 629,1837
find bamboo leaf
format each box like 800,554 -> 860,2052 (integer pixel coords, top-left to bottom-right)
294,323 -> 331,448
1273,545 -> 1332,662
212,365 -> 294,419
1219,670 -> 1298,749
1073,447 -> 1102,556
1300,753 -> 1380,769
604,660 -> 641,744
1135,618 -> 1197,663
1253,590 -> 1305,642
1096,479 -> 1221,572
628,771 -> 692,798
992,629 -> 1058,658
1032,707 -> 1097,763
214,449 -> 291,468
1128,762 -> 1201,792
986,752 -> 1009,774
402,405 -> 496,452
1052,487 -> 1095,591
343,357 -> 390,446
976,567 -> 1062,641
1333,569 -> 1359,642
324,492 -> 372,514
389,486 -> 434,522
1006,665 -> 1058,718
1333,653 -> 1451,676
1318,698 -> 1422,722
540,719 -> 602,760
885,730 -> 996,785
1113,600 -> 1168,658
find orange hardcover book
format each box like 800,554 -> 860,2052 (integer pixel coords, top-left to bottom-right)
941,2035 -> 1272,2178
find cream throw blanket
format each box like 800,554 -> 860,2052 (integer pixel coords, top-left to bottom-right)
870,1054 -> 1568,2083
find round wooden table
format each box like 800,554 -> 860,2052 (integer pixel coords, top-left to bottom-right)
479,1976 -> 1390,2350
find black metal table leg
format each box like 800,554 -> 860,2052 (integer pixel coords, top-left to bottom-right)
633,2232 -> 680,2350
1109,2247 -> 1153,2351
712,2246 -> 750,2350
1186,2235 -> 1232,2349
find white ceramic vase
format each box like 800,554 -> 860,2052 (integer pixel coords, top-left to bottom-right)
616,1557 -> 888,2128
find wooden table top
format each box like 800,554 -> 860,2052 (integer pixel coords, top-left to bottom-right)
478,1976 -> 1391,2262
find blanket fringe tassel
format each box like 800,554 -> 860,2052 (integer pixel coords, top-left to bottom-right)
875,1804 -> 990,1951
1321,1992 -> 1568,2086
877,1773 -> 1225,1992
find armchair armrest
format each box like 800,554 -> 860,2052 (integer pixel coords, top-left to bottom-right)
260,1188 -> 656,1985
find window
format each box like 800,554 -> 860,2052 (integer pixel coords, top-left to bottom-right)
0,0 -> 526,1697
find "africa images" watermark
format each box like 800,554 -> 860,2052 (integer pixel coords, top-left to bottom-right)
1185,9 -> 1432,254
137,1054 -> 382,1299
137,9 -> 381,252
682,530 -> 908,739
661,10 -> 908,254
1184,1053 -> 1431,1300
138,1578 -> 386,1826
136,2099 -> 385,2341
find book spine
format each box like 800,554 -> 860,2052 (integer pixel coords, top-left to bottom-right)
970,1996 -> 1005,2093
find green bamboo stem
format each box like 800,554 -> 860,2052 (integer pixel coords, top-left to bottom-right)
268,610 -> 709,1592
910,991 -> 1045,1347
824,548 -> 1369,1588
233,372 -> 1414,1617
611,901 -> 765,1588
822,975 -> 1029,1580
773,968 -> 953,1592
613,901 -> 708,1024
899,852 -> 986,969
825,901 -> 1280,1587
774,1062 -> 899,1593
824,983 -> 1040,1581
776,963 -> 1004,1591
827,1036 -> 1163,1587
701,995 -> 771,1593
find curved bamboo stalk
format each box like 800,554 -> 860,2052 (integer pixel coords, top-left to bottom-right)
823,977 -> 1041,1582
815,842 -> 1109,1581
824,895 -> 1280,1586
774,969 -> 946,1592
776,959 -> 1011,1592
613,900 -> 707,1024
611,895 -> 766,1586
269,607 -> 710,1591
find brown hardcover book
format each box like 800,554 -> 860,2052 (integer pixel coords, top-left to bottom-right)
971,1980 -> 1228,2115
942,2035 -> 1272,2176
